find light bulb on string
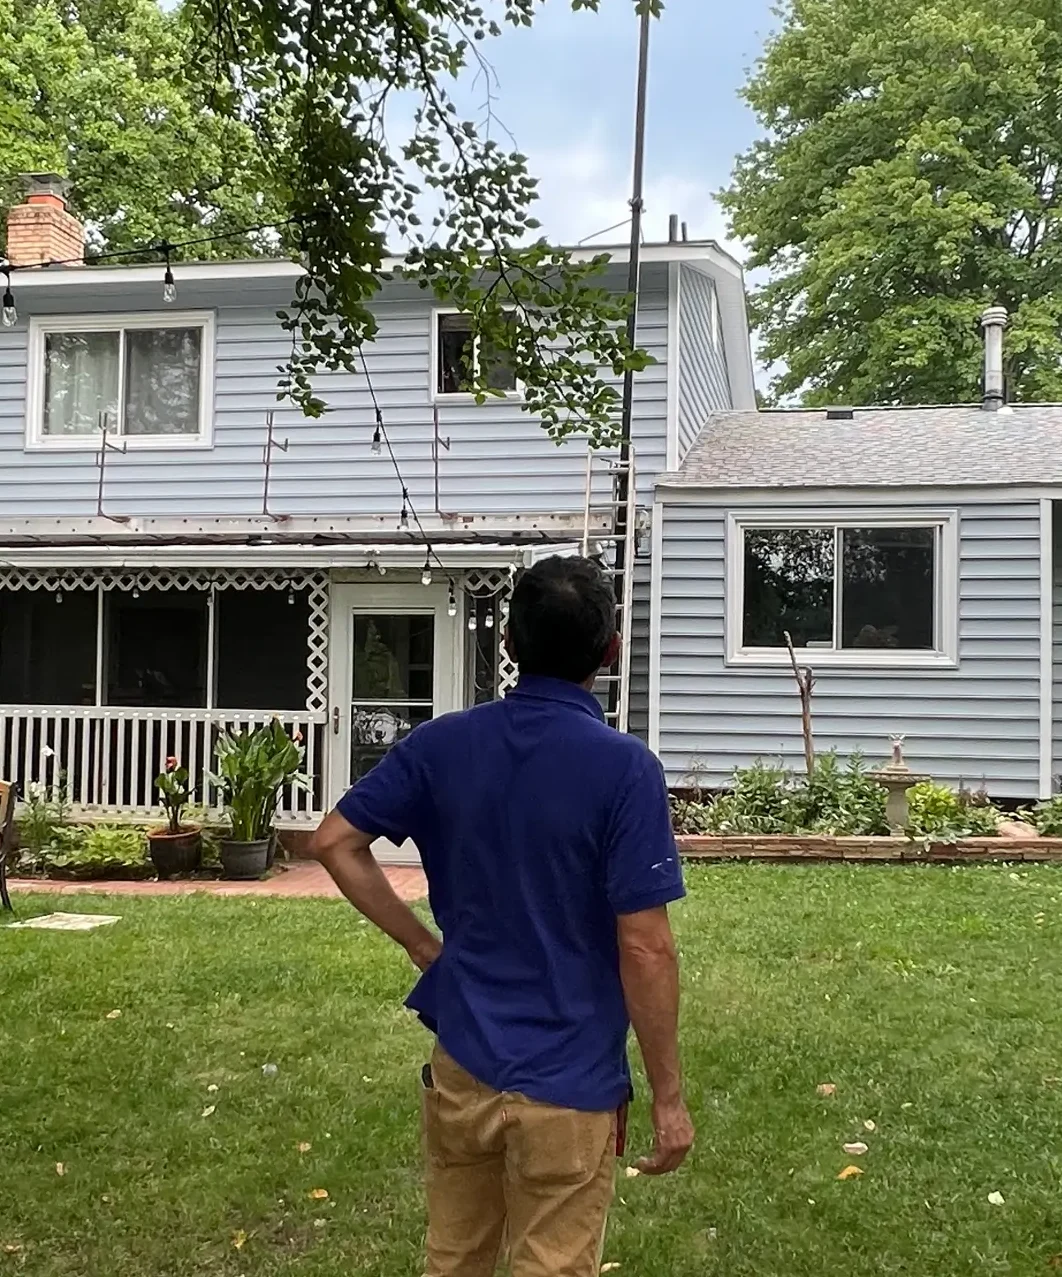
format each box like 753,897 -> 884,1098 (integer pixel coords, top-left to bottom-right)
399,488 -> 410,530
55,590 -> 63,605
484,608 -> 495,630
500,596 -> 510,620
371,408 -> 383,455
447,581 -> 457,618
287,587 -> 296,605
467,610 -> 478,633
421,550 -> 433,587
161,243 -> 177,304
1,269 -> 16,328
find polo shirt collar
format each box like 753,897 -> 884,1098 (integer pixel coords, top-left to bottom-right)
509,674 -> 605,721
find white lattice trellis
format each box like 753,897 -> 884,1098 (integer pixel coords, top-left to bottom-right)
463,567 -> 518,697
0,566 -> 330,714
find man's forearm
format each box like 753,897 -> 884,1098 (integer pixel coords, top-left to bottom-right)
318,844 -> 440,970
619,936 -> 682,1103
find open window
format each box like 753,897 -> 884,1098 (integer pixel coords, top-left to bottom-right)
434,310 -> 520,398
26,312 -> 213,449
727,513 -> 959,666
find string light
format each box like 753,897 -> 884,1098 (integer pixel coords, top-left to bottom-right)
421,549 -> 433,587
447,580 -> 457,617
162,243 -> 177,304
372,408 -> 383,456
467,609 -> 478,632
399,488 -> 410,529
484,607 -> 495,629
1,268 -> 15,328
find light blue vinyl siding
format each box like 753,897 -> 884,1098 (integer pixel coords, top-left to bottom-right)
676,265 -> 731,463
658,497 -> 1043,797
0,265 -> 670,517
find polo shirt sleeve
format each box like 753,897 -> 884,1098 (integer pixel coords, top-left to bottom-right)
335,732 -> 426,848
604,746 -> 685,916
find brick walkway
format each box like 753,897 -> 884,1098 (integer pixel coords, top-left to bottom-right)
9,861 -> 428,901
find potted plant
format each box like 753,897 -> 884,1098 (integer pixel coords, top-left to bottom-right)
148,757 -> 202,877
210,721 -> 308,880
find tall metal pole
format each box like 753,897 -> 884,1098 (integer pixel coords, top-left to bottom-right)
608,3 -> 651,724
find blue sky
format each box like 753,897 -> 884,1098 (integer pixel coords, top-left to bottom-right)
448,0 -> 778,253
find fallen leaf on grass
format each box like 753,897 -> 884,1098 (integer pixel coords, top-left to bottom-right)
837,1165 -> 863,1181
987,1191 -> 1005,1206
863,1120 -> 877,1132
296,1142 -> 312,1154
105,1010 -> 122,1020
309,1188 -> 329,1200
623,1167 -> 640,1179
843,1142 -> 869,1156
313,1219 -> 327,1230
55,1163 -> 65,1177
232,1230 -> 247,1251
600,1264 -> 621,1273
207,1084 -> 219,1094
816,1083 -> 837,1097
3,1244 -> 23,1254
201,1106 -> 216,1119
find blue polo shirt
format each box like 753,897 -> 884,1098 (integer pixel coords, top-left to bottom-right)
337,674 -> 684,1113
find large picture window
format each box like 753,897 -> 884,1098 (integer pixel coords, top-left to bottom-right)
26,312 -> 213,449
728,514 -> 958,666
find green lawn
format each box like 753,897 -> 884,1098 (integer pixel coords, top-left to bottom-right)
4,864 -> 1062,1275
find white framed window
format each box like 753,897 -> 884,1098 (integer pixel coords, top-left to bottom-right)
725,510 -> 960,667
25,311 -> 214,450
431,308 -> 522,400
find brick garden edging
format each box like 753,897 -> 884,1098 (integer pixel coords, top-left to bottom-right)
675,835 -> 1062,863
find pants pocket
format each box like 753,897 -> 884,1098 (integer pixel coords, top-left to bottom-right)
508,1103 -> 615,1186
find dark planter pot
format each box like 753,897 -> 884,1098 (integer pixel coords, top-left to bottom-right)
219,837 -> 271,880
147,826 -> 202,878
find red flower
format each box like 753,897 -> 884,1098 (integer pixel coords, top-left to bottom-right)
292,730 -> 303,743
166,756 -> 178,771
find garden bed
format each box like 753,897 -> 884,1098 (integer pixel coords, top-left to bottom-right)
676,834 -> 1062,862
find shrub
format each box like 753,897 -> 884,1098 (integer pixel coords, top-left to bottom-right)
905,781 -> 1001,843
15,822 -> 152,879
1026,794 -> 1062,836
672,754 -> 888,837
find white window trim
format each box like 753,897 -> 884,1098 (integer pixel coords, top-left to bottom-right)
429,306 -> 524,403
25,310 -> 215,452
724,509 -> 960,669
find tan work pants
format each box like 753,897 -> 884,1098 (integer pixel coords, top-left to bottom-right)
422,1044 -> 617,1277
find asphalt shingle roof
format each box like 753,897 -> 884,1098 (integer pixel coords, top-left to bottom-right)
661,404 -> 1062,489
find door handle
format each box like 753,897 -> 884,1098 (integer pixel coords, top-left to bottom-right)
332,707 -> 340,735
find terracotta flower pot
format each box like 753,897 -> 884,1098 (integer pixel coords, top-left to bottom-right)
147,825 -> 202,878
219,837 -> 271,880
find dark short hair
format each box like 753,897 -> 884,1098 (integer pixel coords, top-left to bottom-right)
507,555 -> 616,683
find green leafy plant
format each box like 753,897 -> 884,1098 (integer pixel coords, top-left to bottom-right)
1025,794 -> 1062,836
905,782 -> 1002,844
795,753 -> 889,836
209,721 -> 308,843
155,756 -> 193,834
21,823 -> 151,880
17,770 -> 70,866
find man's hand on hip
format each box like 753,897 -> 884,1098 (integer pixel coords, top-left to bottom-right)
636,1095 -> 694,1175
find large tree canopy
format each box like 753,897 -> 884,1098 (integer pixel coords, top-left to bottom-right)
721,0 -> 1062,406
0,0 -> 285,257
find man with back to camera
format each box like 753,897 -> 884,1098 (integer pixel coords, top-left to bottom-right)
310,555 -> 693,1277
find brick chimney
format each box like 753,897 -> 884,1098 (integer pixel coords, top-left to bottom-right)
5,174 -> 84,268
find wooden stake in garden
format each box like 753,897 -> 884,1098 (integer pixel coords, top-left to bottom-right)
784,630 -> 815,776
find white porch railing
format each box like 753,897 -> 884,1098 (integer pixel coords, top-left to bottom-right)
0,707 -> 328,824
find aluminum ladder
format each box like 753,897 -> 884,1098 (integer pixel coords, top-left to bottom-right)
581,446 -> 638,733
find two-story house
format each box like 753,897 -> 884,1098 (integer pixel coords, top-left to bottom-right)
0,176 -> 756,842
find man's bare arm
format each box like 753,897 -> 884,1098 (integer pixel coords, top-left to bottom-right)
309,810 -> 441,971
617,905 -> 694,1174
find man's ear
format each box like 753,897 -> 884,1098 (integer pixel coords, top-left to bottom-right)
601,632 -> 621,669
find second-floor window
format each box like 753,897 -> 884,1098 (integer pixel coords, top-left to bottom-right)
26,312 -> 214,449
434,310 -> 519,397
